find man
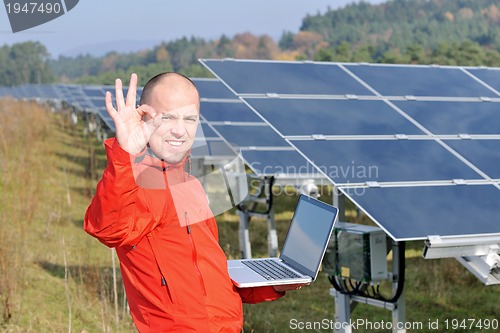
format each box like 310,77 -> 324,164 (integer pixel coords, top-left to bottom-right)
84,72 -> 302,332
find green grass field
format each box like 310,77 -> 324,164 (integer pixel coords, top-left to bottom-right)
1,100 -> 499,332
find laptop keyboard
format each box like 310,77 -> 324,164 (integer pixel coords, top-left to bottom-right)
242,259 -> 302,280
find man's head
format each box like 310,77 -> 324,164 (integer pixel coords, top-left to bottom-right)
140,72 -> 200,164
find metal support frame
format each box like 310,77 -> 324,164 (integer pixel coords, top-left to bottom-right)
424,234 -> 500,285
237,176 -> 277,259
391,240 -> 406,332
266,207 -> 278,258
331,189 -> 406,333
238,209 -> 253,259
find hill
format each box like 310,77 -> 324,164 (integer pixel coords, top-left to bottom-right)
298,0 -> 500,55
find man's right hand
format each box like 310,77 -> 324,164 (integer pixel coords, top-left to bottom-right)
105,73 -> 162,154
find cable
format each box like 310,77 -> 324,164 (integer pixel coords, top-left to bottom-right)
236,176 -> 275,215
328,241 -> 406,303
375,241 -> 405,303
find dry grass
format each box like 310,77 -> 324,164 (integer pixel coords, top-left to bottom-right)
0,99 -> 50,327
0,99 -> 134,332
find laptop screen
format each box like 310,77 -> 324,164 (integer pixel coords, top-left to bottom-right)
280,195 -> 338,278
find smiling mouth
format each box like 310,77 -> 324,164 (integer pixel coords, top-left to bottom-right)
167,140 -> 183,147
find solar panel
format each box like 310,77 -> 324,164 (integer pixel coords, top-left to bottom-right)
341,184 -> 500,241
0,84 -> 62,101
465,68 -> 500,93
192,78 -> 237,99
393,100 -> 500,135
23,85 -> 39,97
199,122 -> 218,138
211,124 -> 289,148
82,87 -> 106,97
37,85 -> 62,99
344,64 -> 498,98
239,149 -> 320,177
445,140 -> 500,179
245,98 -> 425,136
291,139 -> 483,183
191,139 -> 235,158
200,60 -> 374,96
58,85 -> 92,110
89,99 -> 104,108
0,86 -> 13,97
96,108 -> 115,132
199,101 -> 262,123
201,59 -> 500,241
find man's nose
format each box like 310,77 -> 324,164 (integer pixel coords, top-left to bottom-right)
171,120 -> 186,137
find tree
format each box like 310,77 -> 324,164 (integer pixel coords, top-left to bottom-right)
313,48 -> 335,62
278,31 -> 295,50
0,41 -> 53,86
216,35 -> 235,58
155,46 -> 170,63
404,44 -> 427,64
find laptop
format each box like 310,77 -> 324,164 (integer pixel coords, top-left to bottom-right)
227,194 -> 338,288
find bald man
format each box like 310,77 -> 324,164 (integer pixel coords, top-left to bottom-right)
84,73 -> 300,332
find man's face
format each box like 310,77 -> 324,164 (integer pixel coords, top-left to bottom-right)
147,83 -> 200,164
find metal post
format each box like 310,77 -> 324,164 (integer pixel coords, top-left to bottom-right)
267,207 -> 278,257
332,186 -> 349,333
238,209 -> 252,259
331,289 -> 352,333
333,187 -> 346,221
264,178 -> 278,257
392,241 -> 406,333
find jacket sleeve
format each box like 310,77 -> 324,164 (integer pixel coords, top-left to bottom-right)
236,286 -> 285,304
84,138 -> 159,248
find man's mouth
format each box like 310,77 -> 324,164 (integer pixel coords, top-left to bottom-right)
167,140 -> 183,147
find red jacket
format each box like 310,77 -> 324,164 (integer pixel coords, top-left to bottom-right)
84,138 -> 283,332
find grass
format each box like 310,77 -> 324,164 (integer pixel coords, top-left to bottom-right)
0,99 -> 135,332
1,99 -> 500,332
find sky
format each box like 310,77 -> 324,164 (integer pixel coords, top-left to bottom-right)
0,0 -> 385,58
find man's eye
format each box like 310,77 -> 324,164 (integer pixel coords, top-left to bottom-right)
186,118 -> 198,123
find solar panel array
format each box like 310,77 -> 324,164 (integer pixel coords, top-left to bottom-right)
4,62 -> 500,242
200,59 -> 500,241
0,83 -> 112,126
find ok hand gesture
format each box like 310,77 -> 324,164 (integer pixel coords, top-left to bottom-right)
105,73 -> 162,154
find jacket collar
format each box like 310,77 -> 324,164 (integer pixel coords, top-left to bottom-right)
132,147 -> 193,188
134,146 -> 191,171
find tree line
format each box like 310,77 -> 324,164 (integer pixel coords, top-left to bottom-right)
1,0 -> 499,86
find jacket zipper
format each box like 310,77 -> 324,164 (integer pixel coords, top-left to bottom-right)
186,211 -> 207,296
160,161 -> 205,297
